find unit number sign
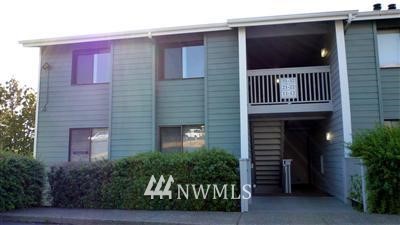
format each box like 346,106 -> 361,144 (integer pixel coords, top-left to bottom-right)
279,78 -> 298,99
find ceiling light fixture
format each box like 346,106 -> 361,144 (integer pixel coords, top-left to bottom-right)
321,48 -> 329,58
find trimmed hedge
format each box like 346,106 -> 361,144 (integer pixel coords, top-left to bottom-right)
48,148 -> 240,211
48,160 -> 114,208
350,125 -> 400,214
0,151 -> 44,211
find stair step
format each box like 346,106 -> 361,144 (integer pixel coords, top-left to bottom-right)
252,127 -> 281,134
257,180 -> 281,184
251,132 -> 281,138
254,138 -> 281,145
255,175 -> 281,180
254,150 -> 280,156
255,170 -> 281,175
251,121 -> 282,127
255,165 -> 281,170
253,144 -> 281,150
254,155 -> 281,161
255,161 -> 280,166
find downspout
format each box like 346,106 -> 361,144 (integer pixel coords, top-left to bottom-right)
344,13 -> 356,32
147,31 -> 157,150
41,62 -> 50,111
108,41 -> 114,160
204,34 -> 209,148
372,22 -> 384,123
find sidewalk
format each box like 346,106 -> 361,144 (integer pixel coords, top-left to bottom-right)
1,207 -> 400,225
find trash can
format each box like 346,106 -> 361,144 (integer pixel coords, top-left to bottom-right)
282,159 -> 293,194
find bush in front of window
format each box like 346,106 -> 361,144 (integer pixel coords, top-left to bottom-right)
0,151 -> 44,211
47,148 -> 240,211
48,160 -> 114,208
349,125 -> 400,214
102,148 -> 239,211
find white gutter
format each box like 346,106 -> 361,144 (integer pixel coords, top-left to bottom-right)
227,10 -> 358,27
20,23 -> 230,47
20,9 -> 400,47
353,9 -> 400,21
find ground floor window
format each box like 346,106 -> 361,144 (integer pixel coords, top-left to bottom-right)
160,125 -> 205,153
69,128 -> 109,161
384,119 -> 400,128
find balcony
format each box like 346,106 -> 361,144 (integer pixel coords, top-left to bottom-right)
247,66 -> 333,114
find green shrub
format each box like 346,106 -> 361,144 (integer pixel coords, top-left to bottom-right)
0,151 -> 44,211
349,125 -> 400,214
48,160 -> 114,208
48,148 -> 240,211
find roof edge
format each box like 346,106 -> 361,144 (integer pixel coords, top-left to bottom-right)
20,23 -> 230,47
227,10 -> 358,27
353,9 -> 400,21
20,9 -> 400,47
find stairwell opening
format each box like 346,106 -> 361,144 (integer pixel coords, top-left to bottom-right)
250,118 -> 331,196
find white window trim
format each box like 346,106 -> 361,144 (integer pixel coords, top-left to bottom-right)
377,29 -> 400,68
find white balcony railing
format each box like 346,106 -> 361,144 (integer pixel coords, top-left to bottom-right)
248,66 -> 331,106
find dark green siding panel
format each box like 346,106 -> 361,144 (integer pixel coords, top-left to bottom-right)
156,79 -> 204,125
36,44 -> 109,164
111,38 -> 154,159
206,30 -> 240,158
381,68 -> 400,120
311,30 -> 345,201
345,21 -> 381,133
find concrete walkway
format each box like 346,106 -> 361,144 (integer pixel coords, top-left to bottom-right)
1,197 -> 399,225
250,196 -> 354,212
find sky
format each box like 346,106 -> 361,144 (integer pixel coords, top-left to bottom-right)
0,0 -> 395,90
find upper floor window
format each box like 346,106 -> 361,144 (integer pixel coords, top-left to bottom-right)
377,29 -> 400,68
72,48 -> 111,84
69,128 -> 109,162
159,41 -> 205,79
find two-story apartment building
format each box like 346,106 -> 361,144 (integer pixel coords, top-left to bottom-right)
21,7 -> 400,212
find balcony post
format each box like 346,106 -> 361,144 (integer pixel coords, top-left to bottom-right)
238,27 -> 250,212
335,20 -> 352,153
335,20 -> 353,203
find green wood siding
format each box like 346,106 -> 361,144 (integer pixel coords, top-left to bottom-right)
346,20 -> 400,128
110,38 -> 154,159
381,68 -> 400,120
310,28 -> 345,201
156,79 -> 204,125
205,30 -> 240,158
36,44 -> 109,164
345,21 -> 381,132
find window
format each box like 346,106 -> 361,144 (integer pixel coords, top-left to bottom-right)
159,42 -> 205,79
69,128 -> 109,161
384,120 -> 400,128
72,48 -> 111,84
160,125 -> 205,153
160,127 -> 182,153
377,30 -> 400,68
